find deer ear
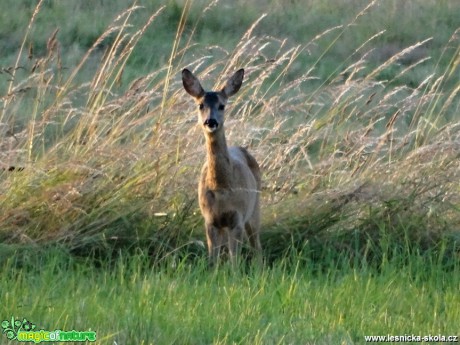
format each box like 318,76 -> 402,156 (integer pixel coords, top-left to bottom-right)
182,69 -> 205,98
221,69 -> 244,98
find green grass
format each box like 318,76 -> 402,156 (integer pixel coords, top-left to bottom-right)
0,1 -> 459,343
0,0 -> 459,89
1,251 -> 459,344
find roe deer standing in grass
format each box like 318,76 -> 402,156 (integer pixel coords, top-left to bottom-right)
182,68 -> 262,266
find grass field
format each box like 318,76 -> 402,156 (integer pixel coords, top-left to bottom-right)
1,250 -> 459,344
1,0 -> 459,344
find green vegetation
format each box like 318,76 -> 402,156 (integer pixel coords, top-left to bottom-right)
0,0 -> 459,343
1,251 -> 459,344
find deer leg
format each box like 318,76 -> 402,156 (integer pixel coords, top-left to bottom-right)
245,222 -> 262,252
205,223 -> 224,267
228,222 -> 244,266
245,222 -> 263,266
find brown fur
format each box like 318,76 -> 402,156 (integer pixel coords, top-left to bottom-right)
182,68 -> 262,265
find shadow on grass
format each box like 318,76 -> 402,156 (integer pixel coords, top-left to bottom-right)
2,195 -> 458,277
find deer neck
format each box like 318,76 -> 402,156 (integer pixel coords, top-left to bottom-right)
204,129 -> 233,189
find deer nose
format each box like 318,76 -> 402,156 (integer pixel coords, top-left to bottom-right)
204,118 -> 218,129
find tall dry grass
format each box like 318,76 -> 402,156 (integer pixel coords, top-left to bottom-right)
0,2 -> 459,264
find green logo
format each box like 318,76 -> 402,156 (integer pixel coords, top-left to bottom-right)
1,317 -> 96,343
2,318 -> 36,341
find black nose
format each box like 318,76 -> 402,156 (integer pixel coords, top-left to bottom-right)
204,119 -> 218,129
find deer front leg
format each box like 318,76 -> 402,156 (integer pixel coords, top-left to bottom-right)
228,223 -> 244,267
245,222 -> 263,266
205,223 -> 224,267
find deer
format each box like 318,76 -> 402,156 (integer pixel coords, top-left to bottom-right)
182,68 -> 262,266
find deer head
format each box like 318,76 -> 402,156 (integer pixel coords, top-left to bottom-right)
182,69 -> 244,134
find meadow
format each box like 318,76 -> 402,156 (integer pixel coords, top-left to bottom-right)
1,0 -> 459,344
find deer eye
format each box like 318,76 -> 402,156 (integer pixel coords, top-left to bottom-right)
218,104 -> 225,111
199,103 -> 204,110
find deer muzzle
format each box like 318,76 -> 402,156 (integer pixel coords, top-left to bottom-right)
204,118 -> 219,131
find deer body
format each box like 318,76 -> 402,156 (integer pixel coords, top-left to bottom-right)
182,69 -> 262,265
